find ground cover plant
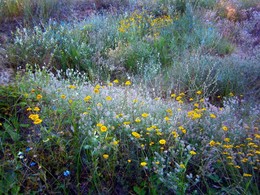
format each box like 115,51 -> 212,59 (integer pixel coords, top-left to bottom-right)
0,0 -> 260,194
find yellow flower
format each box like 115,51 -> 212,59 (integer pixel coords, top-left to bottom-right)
229,92 -> 234,97
171,93 -> 176,98
133,99 -> 138,103
100,125 -> 108,132
140,162 -> 147,167
155,161 -> 160,165
84,95 -> 92,102
26,107 -> 32,111
210,113 -> 216,118
234,165 -> 240,169
33,118 -> 42,125
180,164 -> 185,169
128,159 -> 131,163
149,142 -> 154,146
224,138 -> 230,142
194,103 -> 199,108
103,154 -> 109,159
172,131 -> 179,138
254,134 -> 260,139
68,99 -> 73,104
189,98 -> 194,101
125,81 -> 131,86
36,94 -> 42,100
31,89 -> 35,93
106,96 -> 112,101
95,84 -> 101,89
196,90 -> 202,95
29,114 -> 39,121
209,140 -> 216,147
159,139 -> 166,145
222,126 -> 228,131
96,123 -> 103,127
33,107 -> 40,112
135,117 -> 141,123
112,141 -> 119,145
61,94 -> 66,99
68,85 -> 76,89
241,158 -> 248,163
97,103 -> 102,107
141,113 -> 149,118
123,121 -> 131,125
164,116 -> 170,121
243,173 -> 252,177
94,88 -> 100,94
132,132 -> 141,139
0,123 -> 2,126
113,79 -> 119,84
190,151 -> 196,155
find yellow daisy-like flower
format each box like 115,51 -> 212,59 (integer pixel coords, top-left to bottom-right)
140,162 -> 147,167
125,81 -> 131,86
141,113 -> 149,118
172,131 -> 179,138
170,93 -> 176,98
210,113 -> 216,118
100,125 -> 108,132
29,114 -> 39,121
26,107 -> 32,111
133,99 -> 138,103
243,173 -> 252,177
196,90 -> 202,95
113,79 -> 119,84
96,123 -> 103,127
33,118 -> 42,125
180,163 -> 185,169
68,85 -> 76,89
94,88 -> 100,94
61,94 -> 66,99
112,141 -> 119,145
135,117 -> 141,123
164,116 -> 170,121
106,96 -> 112,101
155,161 -> 160,165
103,154 -> 109,159
209,140 -> 216,147
132,132 -> 141,139
190,151 -> 196,155
159,139 -> 166,145
128,159 -> 131,163
224,138 -> 230,142
222,126 -> 228,131
84,95 -> 92,102
33,107 -> 40,112
68,99 -> 73,104
36,94 -> 42,100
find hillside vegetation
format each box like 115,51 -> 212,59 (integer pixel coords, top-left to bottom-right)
0,0 -> 260,194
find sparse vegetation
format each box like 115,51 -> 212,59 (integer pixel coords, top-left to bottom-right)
0,0 -> 259,194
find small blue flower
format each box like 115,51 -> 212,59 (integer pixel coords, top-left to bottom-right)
63,170 -> 70,177
30,162 -> 37,167
25,147 -> 32,152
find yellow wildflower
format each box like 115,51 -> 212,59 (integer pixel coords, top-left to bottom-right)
190,151 -> 196,155
125,81 -> 131,86
243,173 -> 252,177
36,94 -> 42,100
103,154 -> 109,159
172,131 -> 179,138
159,139 -> 166,145
210,113 -> 216,118
180,164 -> 185,169
100,125 -> 108,132
141,113 -> 149,118
113,79 -> 119,84
164,116 -> 170,121
222,126 -> 228,131
140,162 -> 147,167
68,85 -> 76,89
94,88 -> 100,94
33,118 -> 42,125
61,94 -> 66,99
106,96 -> 112,101
33,107 -> 40,112
171,93 -> 176,98
196,90 -> 202,95
26,107 -> 32,111
132,132 -> 141,139
209,140 -> 216,147
135,117 -> 141,123
84,95 -> 92,102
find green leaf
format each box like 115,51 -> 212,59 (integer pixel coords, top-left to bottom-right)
3,123 -> 20,142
